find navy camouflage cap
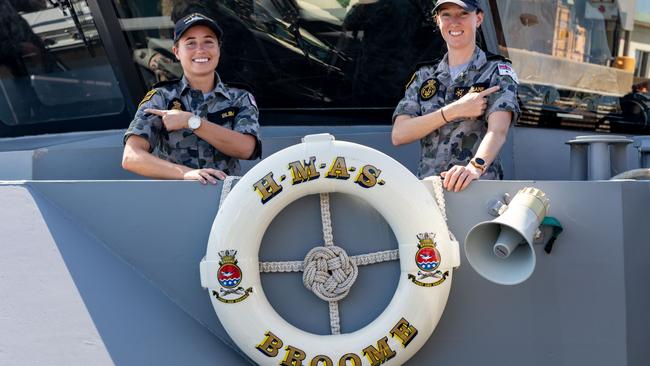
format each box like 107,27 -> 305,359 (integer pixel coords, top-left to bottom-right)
173,13 -> 223,43
433,0 -> 481,13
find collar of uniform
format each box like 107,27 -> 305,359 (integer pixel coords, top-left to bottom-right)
467,47 -> 487,71
179,76 -> 191,96
436,47 -> 487,75
435,53 -> 450,75
178,73 -> 231,100
212,73 -> 231,101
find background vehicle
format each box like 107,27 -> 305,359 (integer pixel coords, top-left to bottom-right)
0,0 -> 647,138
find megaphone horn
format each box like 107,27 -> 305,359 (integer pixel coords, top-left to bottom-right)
464,187 -> 549,285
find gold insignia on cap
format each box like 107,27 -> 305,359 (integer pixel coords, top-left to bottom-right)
420,78 -> 438,100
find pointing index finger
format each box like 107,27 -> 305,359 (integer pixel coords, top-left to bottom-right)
478,85 -> 500,96
144,108 -> 166,116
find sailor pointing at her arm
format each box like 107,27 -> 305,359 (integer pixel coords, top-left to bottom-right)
392,0 -> 519,192
122,13 -> 261,184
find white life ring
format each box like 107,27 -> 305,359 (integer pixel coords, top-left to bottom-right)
200,134 -> 460,365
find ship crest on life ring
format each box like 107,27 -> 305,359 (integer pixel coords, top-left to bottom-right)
217,250 -> 242,288
408,232 -> 449,287
213,250 -> 253,304
415,232 -> 440,272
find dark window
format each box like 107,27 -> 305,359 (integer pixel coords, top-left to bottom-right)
0,0 -> 124,129
110,0 -> 445,114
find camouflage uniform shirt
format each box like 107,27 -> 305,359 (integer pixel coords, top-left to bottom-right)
393,47 -> 519,179
124,74 -> 261,176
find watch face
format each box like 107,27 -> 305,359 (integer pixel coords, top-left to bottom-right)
189,115 -> 201,129
474,157 -> 485,166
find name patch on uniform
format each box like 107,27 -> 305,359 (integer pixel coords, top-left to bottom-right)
469,83 -> 490,93
138,89 -> 157,108
208,107 -> 239,125
419,78 -> 438,101
497,63 -> 519,84
167,98 -> 186,111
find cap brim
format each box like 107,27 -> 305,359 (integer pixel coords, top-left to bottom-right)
174,19 -> 223,42
433,0 -> 478,13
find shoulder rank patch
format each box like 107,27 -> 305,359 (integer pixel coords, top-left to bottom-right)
497,63 -> 519,84
486,52 -> 512,63
225,81 -> 254,94
167,98 -> 186,111
248,93 -> 257,108
152,79 -> 181,89
138,89 -> 157,108
420,78 -> 438,101
405,72 -> 417,90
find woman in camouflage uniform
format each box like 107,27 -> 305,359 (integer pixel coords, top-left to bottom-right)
123,13 -> 261,184
392,0 -> 519,192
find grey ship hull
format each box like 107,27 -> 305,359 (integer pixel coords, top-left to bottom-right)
1,127 -> 649,365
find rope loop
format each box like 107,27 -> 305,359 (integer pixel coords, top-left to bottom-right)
302,245 -> 359,302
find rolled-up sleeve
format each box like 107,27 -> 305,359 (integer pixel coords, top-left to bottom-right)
124,90 -> 165,151
486,66 -> 520,124
233,92 -> 262,160
392,70 -> 424,122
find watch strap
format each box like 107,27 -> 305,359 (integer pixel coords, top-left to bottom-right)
470,157 -> 486,172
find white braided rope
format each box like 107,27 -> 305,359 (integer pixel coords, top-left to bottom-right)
218,176 -> 241,212
429,176 -> 459,244
259,250 -> 399,272
316,193 -> 342,334
320,193 -> 335,246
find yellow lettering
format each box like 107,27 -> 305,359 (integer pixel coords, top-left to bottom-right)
256,331 -> 283,357
253,172 -> 283,204
288,156 -> 320,185
326,157 -> 350,180
362,336 -> 396,366
338,353 -> 362,366
310,355 -> 334,366
281,345 -> 306,366
354,165 -> 381,188
390,318 -> 418,347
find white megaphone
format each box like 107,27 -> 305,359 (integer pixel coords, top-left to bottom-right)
464,187 -> 549,285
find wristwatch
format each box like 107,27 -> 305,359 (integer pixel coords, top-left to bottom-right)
188,115 -> 202,130
470,157 -> 486,172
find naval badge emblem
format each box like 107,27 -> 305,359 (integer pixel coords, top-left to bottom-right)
212,250 -> 253,303
408,232 -> 448,287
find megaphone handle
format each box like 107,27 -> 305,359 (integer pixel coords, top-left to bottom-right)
541,216 -> 564,254
544,236 -> 557,254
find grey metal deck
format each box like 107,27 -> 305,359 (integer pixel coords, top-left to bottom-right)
1,178 -> 648,365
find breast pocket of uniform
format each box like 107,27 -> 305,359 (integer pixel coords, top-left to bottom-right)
207,107 -> 239,129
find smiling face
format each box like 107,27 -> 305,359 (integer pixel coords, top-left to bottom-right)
173,25 -> 220,79
436,4 -> 483,52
